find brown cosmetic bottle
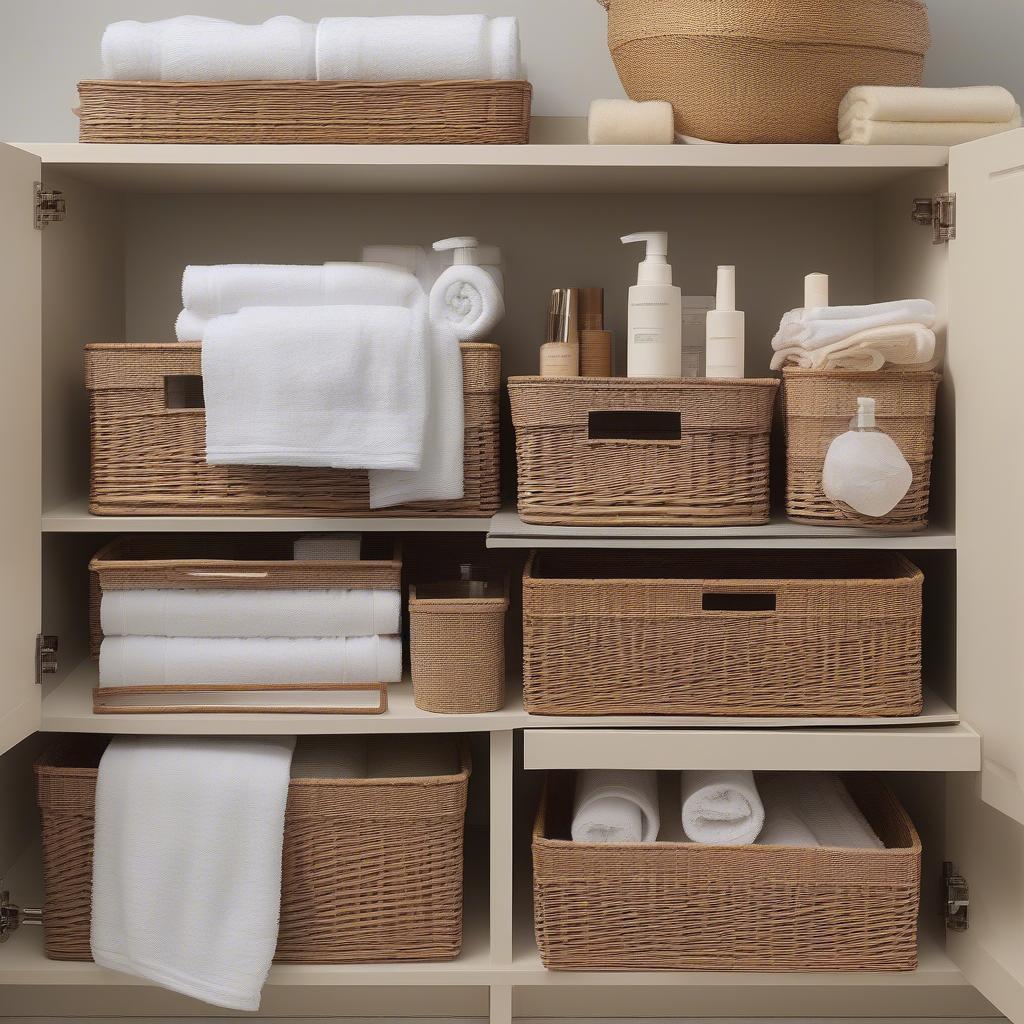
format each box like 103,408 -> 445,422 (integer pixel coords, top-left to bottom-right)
578,287 -> 614,377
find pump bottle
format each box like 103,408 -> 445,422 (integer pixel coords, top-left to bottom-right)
621,231 -> 682,378
705,265 -> 745,378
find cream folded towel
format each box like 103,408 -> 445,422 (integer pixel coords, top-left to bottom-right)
315,15 -> 520,82
758,774 -> 884,850
572,770 -> 660,844
770,323 -> 937,371
840,85 -> 1019,127
841,115 -> 1020,147
100,589 -> 401,640
91,735 -> 296,1011
772,299 -> 936,353
680,770 -> 764,846
98,635 -> 403,687
588,99 -> 675,145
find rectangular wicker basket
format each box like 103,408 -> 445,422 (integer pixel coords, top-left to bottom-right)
35,736 -> 470,963
85,342 -> 500,517
533,773 -> 921,972
522,550 -> 923,717
77,79 -> 532,144
507,376 -> 779,526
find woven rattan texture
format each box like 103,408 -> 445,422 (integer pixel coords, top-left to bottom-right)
35,738 -> 469,963
532,772 -> 921,971
522,551 -> 923,717
599,0 -> 929,143
86,343 -> 500,517
508,377 -> 778,527
78,79 -> 532,144
782,369 -> 940,531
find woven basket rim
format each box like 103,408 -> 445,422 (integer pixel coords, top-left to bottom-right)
79,77 -> 533,89
508,375 -> 779,389
781,368 -> 942,383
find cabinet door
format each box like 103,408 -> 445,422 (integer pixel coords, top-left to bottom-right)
0,144 -> 42,756
945,128 -> 1024,1021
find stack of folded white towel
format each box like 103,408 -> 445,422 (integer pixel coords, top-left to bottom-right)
839,86 -> 1020,147
98,534 -> 403,689
770,298 -> 938,372
101,15 -> 521,82
571,769 -> 884,849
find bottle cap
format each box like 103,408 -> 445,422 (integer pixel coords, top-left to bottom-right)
546,288 -> 579,345
621,231 -> 672,286
715,266 -> 736,312
854,396 -> 877,429
804,272 -> 829,309
433,236 -> 479,266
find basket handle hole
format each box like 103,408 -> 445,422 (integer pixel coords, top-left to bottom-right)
165,375 -> 205,409
588,410 -> 681,441
702,592 -> 777,612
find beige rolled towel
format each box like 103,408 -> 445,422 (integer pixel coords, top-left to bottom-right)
588,99 -> 674,145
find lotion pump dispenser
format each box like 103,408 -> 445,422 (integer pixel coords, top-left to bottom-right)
705,265 -> 745,378
622,231 -> 682,378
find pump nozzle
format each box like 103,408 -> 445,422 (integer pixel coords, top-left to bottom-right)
621,231 -> 672,286
854,396 -> 877,429
433,236 -> 480,266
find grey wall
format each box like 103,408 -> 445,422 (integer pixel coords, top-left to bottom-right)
1,0 -> 1022,141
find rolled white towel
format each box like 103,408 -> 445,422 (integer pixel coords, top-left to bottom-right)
588,99 -> 675,145
98,635 -> 403,687
756,775 -> 819,847
293,533 -> 361,561
783,774 -> 884,850
680,770 -> 764,846
841,115 -> 1020,147
429,262 -> 505,343
839,85 -> 1020,128
362,244 -> 505,298
772,299 -> 936,353
102,16 -> 315,82
572,770 -> 660,845
182,264 -> 344,319
770,323 -> 937,371
315,15 -> 521,82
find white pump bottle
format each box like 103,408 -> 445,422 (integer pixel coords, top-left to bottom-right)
622,231 -> 682,378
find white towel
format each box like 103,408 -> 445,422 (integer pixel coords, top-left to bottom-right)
588,98 -> 675,145
571,770 -> 660,844
98,635 -> 403,687
756,775 -> 819,847
315,15 -> 521,82
772,299 -> 937,353
293,533 -> 361,561
174,308 -> 208,343
102,16 -> 315,82
362,244 -> 505,298
91,735 -> 296,1011
841,115 -> 1020,147
840,85 -> 1020,127
758,774 -> 884,850
429,261 -> 505,344
100,589 -> 401,640
770,323 -> 937,371
680,770 -> 764,846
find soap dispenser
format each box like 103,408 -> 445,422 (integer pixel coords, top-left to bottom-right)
621,231 -> 682,378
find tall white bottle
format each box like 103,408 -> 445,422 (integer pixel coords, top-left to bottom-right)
622,231 -> 682,378
705,265 -> 745,378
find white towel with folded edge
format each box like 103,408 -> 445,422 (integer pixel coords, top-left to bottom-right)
681,770 -> 764,845
572,770 -> 660,844
770,322 -> 937,371
772,299 -> 937,353
840,115 -> 1020,147
840,85 -> 1019,127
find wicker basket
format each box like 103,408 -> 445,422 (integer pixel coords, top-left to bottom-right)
533,772 -> 920,971
409,578 -> 508,714
783,369 -> 941,531
508,377 -> 779,527
522,550 -> 923,717
86,342 -> 500,517
36,735 -> 469,963
597,0 -> 930,144
78,79 -> 532,144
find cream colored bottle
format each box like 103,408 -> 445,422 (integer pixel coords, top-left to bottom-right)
539,288 -> 580,376
578,287 -> 614,377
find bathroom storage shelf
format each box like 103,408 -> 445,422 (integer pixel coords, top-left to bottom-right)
1,126 -> 1023,1024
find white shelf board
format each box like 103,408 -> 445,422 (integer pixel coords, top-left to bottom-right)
16,137 -> 948,195
487,507 -> 957,549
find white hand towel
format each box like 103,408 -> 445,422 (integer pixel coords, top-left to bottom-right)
755,775 -> 819,847
680,770 -> 764,845
841,114 -> 1020,147
98,635 -> 403,687
291,736 -> 368,779
839,85 -> 1019,128
362,244 -> 505,298
315,15 -> 521,82
293,533 -> 362,561
102,16 -> 315,82
588,98 -> 675,145
770,323 -> 937,371
90,735 -> 296,1011
429,262 -> 505,344
772,299 -> 936,353
571,770 -> 660,844
100,589 -> 400,640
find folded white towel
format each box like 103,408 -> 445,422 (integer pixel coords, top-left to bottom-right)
588,98 -> 675,145
839,85 -> 1019,128
429,259 -> 505,344
770,323 -> 937,371
680,770 -> 764,846
98,635 -> 403,687
362,244 -> 505,298
91,735 -> 296,1011
572,770 -> 660,844
841,115 -> 1020,147
174,308 -> 208,343
102,16 -> 315,82
315,15 -> 521,82
293,533 -> 361,561
759,774 -> 884,850
772,299 -> 937,353
100,589 -> 400,640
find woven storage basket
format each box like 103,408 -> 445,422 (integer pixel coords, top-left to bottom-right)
533,772 -> 920,971
86,342 -> 500,517
508,377 -> 779,527
409,578 -> 508,714
783,369 -> 941,531
35,735 -> 469,963
77,79 -> 532,144
597,0 -> 930,144
522,550 -> 923,717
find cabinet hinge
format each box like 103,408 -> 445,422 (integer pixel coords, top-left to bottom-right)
0,887 -> 43,943
912,192 -> 956,244
36,634 -> 58,685
33,182 -> 66,230
943,861 -> 969,931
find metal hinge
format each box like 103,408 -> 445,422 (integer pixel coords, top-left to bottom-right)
33,182 -> 66,230
944,861 -> 970,931
912,192 -> 956,244
0,887 -> 43,943
36,634 -> 58,685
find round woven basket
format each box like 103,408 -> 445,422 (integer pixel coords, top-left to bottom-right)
597,0 -> 931,143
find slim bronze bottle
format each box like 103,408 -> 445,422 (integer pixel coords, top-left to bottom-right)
539,288 -> 580,377
578,287 -> 614,377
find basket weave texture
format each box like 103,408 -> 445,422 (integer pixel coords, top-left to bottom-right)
86,342 -> 500,517
35,737 -> 469,963
598,0 -> 930,143
782,369 -> 940,531
533,773 -> 921,971
78,79 -> 532,144
508,377 -> 779,527
522,550 -> 923,717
